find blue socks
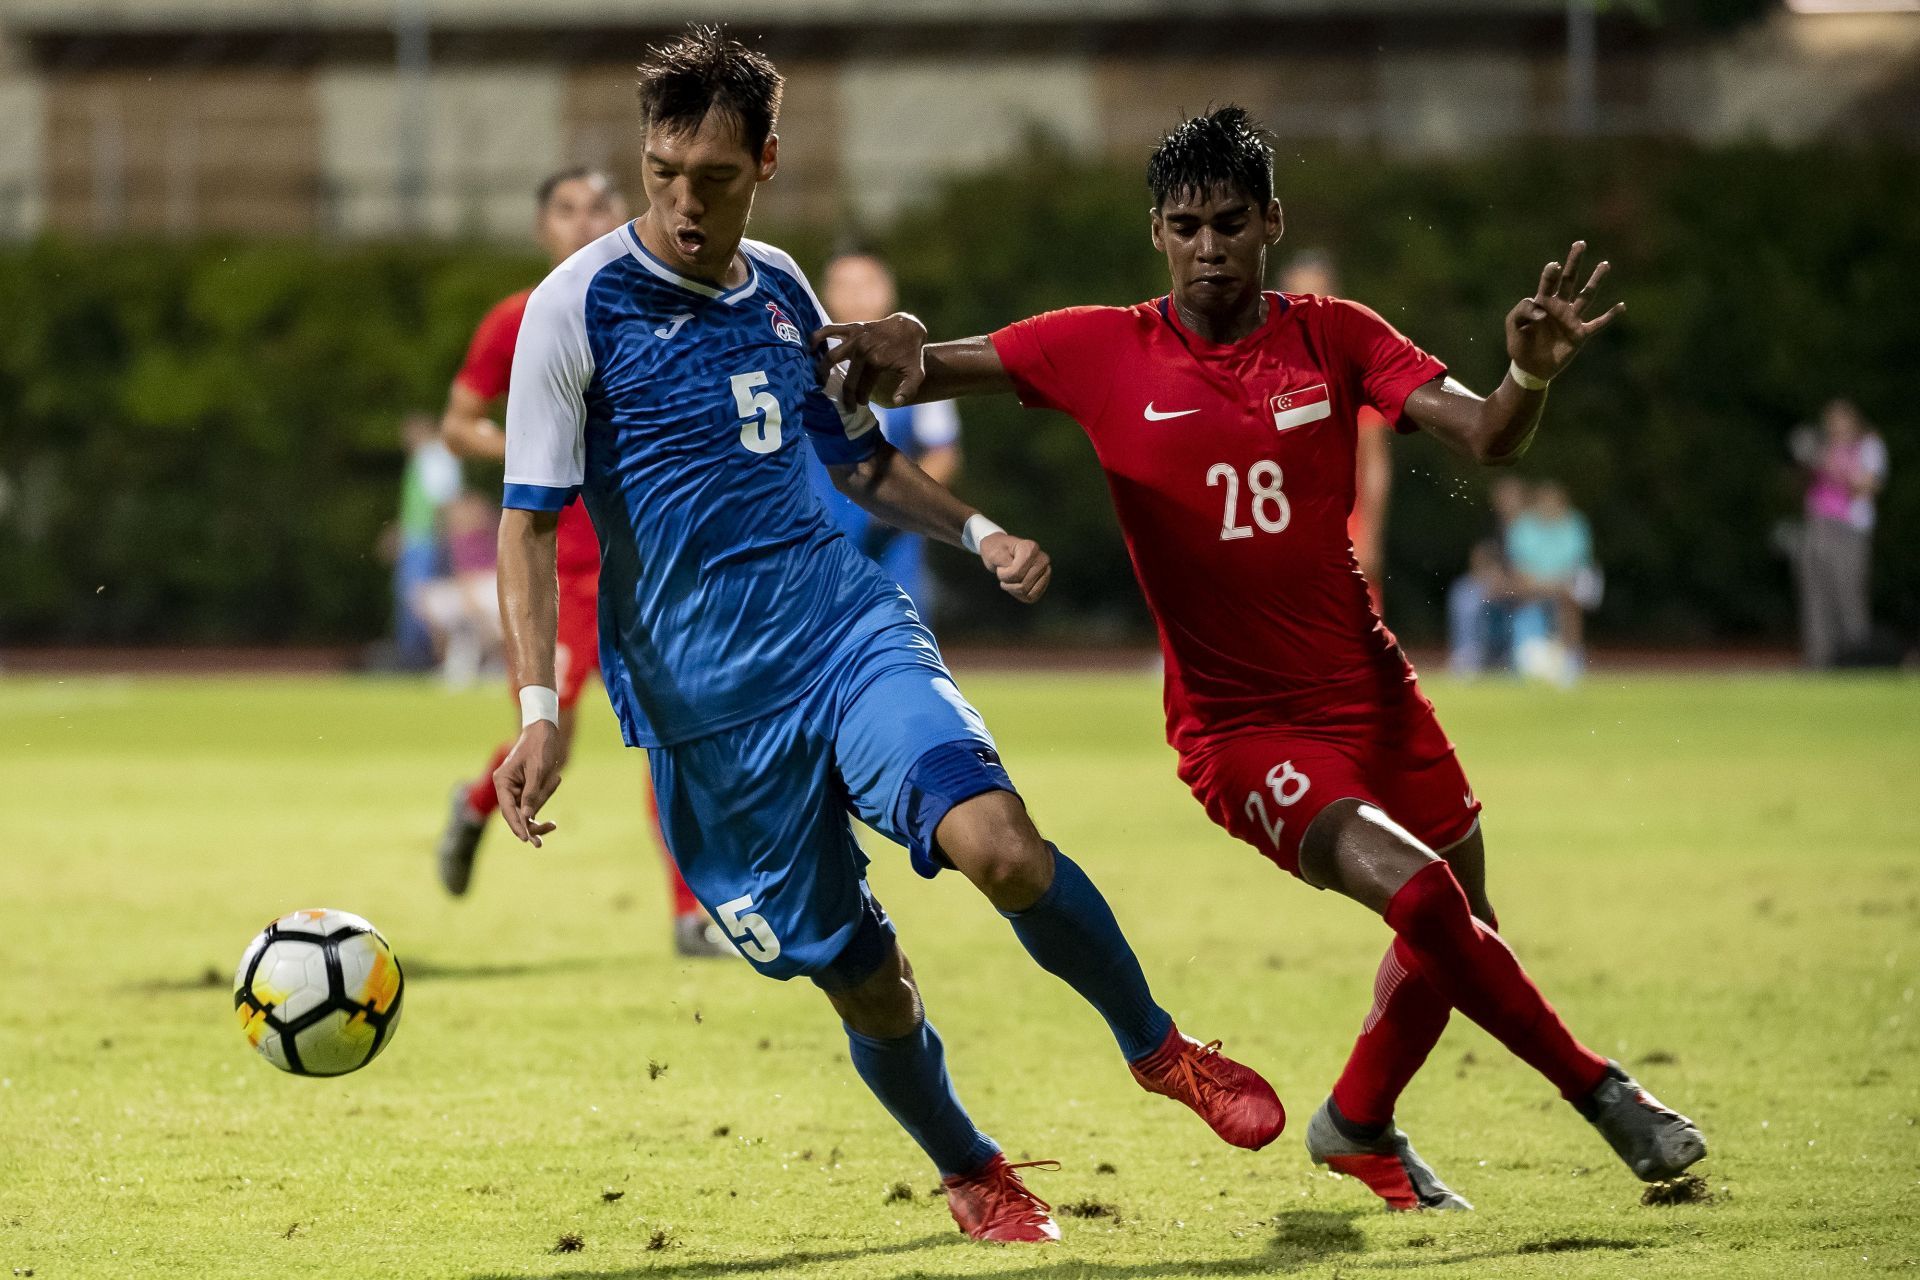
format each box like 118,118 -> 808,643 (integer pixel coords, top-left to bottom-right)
1003,847 -> 1174,1062
846,1019 -> 999,1178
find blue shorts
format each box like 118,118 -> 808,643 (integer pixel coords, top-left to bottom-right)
648,621 -> 1014,986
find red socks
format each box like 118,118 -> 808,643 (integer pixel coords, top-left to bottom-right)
464,743 -> 513,817
1382,860 -> 1607,1102
1331,937 -> 1452,1128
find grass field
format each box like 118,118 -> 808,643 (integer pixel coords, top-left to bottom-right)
2,669 -> 1917,1279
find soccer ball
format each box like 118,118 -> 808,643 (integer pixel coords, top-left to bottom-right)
233,909 -> 405,1076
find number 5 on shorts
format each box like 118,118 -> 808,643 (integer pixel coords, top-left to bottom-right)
716,894 -> 782,962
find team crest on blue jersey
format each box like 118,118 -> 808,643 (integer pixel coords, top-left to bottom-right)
767,301 -> 803,346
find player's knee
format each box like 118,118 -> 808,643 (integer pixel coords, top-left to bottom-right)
938,793 -> 1052,910
1300,798 -> 1441,916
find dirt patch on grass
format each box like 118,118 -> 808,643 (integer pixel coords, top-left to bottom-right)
1058,1199 -> 1120,1221
882,1182 -> 914,1204
1641,1173 -> 1714,1206
551,1232 -> 585,1254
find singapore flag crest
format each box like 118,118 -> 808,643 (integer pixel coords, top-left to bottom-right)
1269,383 -> 1331,432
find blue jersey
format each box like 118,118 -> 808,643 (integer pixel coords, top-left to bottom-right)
502,225 -> 908,747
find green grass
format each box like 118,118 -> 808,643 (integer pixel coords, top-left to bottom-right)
2,669 -> 1918,1279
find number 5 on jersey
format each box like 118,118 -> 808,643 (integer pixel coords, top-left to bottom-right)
732,370 -> 783,454
715,893 -> 782,962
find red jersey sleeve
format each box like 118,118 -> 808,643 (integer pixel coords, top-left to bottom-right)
989,306 -> 1129,422
453,291 -> 530,402
1325,299 -> 1446,433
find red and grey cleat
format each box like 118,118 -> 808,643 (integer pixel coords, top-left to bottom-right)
941,1154 -> 1062,1243
1130,1026 -> 1287,1150
1305,1097 -> 1472,1212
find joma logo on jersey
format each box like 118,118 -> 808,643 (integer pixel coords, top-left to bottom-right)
766,301 -> 803,346
1269,383 -> 1331,432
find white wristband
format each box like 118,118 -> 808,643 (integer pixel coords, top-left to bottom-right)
1508,360 -> 1553,392
961,514 -> 1005,555
519,685 -> 560,729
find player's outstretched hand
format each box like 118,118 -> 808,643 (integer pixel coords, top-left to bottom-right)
812,313 -> 929,410
493,720 -> 562,848
980,531 -> 1052,605
1507,239 -> 1624,382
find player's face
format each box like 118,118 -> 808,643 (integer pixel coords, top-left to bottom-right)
1152,186 -> 1283,319
640,111 -> 779,280
538,176 -> 622,265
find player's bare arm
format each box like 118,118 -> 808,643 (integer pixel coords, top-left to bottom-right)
814,319 -> 1012,409
493,507 -> 562,846
830,438 -> 1050,604
1404,240 -> 1623,465
440,381 -> 506,462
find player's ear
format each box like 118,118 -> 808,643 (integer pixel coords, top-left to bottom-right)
1264,199 -> 1284,247
1149,207 -> 1165,254
758,133 -> 780,183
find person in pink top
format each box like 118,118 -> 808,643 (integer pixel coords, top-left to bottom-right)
1794,399 -> 1888,667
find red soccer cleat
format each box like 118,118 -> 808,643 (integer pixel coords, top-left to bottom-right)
1130,1026 -> 1286,1150
941,1154 -> 1062,1243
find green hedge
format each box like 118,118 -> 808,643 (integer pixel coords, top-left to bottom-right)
1,139 -> 1914,647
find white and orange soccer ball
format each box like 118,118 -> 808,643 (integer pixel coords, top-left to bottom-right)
233,909 -> 405,1076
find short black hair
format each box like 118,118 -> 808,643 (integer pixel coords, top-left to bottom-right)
1146,106 -> 1274,210
535,166 -> 612,210
635,25 -> 783,155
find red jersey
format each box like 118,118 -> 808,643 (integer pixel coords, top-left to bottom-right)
991,292 -> 1445,751
456,288 -> 600,579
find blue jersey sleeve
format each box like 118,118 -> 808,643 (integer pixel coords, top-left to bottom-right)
503,260 -> 600,510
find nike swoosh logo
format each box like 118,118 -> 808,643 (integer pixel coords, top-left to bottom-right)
1144,403 -> 1199,421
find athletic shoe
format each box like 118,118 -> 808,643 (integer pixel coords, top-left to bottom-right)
1305,1097 -> 1472,1212
1129,1026 -> 1286,1150
1577,1060 -> 1707,1182
673,913 -> 738,959
941,1154 -> 1061,1243
435,785 -> 487,897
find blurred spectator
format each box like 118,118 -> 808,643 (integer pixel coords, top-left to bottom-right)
1279,250 -> 1392,610
1792,399 -> 1888,668
392,413 -> 461,670
1507,480 -> 1601,685
413,490 -> 501,688
805,249 -> 962,619
1448,475 -> 1530,676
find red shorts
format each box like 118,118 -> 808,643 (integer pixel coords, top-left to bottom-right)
1176,690 -> 1480,878
555,568 -> 601,709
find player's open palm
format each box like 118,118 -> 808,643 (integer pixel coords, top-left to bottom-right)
494,720 -> 562,848
1507,240 -> 1624,381
981,531 -> 1052,604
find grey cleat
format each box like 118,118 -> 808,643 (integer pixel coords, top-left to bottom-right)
673,913 -> 739,959
1576,1060 -> 1707,1182
1306,1097 -> 1473,1212
436,785 -> 487,897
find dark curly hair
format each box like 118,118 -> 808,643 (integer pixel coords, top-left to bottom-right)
1146,105 -> 1274,210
